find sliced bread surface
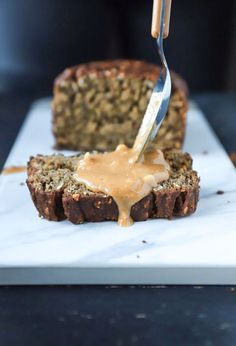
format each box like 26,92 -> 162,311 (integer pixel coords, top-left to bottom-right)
27,149 -> 200,224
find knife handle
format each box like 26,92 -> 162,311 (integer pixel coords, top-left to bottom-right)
151,0 -> 172,39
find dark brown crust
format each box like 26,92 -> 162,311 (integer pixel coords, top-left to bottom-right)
27,182 -> 199,224
27,180 -> 66,221
62,193 -> 118,224
27,178 -> 199,224
153,188 -> 199,219
62,193 -> 154,224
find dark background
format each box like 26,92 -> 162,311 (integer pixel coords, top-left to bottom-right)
0,0 -> 236,95
0,1 -> 236,345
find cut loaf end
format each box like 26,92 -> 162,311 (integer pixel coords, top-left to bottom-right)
52,60 -> 188,152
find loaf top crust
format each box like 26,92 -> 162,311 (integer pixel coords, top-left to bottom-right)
54,59 -> 188,95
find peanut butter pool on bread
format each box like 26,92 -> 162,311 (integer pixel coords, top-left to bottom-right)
27,149 -> 199,225
73,145 -> 170,226
52,60 -> 188,151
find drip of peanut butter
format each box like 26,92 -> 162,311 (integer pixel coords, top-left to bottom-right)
1,166 -> 27,175
74,145 -> 169,227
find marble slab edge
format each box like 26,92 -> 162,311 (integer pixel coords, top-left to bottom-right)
1,267 -> 236,285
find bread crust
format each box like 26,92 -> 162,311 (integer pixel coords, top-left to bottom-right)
27,181 -> 199,223
54,60 -> 188,95
27,181 -> 66,221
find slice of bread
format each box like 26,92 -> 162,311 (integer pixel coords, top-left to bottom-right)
52,60 -> 188,151
26,149 -> 200,224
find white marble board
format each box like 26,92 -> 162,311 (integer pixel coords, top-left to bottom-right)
0,99 -> 236,285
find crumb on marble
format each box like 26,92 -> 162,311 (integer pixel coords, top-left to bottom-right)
136,255 -> 140,258
203,150 -> 208,155
142,240 -> 147,244
20,182 -> 25,186
216,190 -> 224,195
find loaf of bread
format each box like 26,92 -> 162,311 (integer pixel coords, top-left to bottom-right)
27,149 -> 199,224
52,60 -> 188,151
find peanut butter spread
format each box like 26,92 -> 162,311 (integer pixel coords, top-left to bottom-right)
1,166 -> 27,175
74,144 -> 170,226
